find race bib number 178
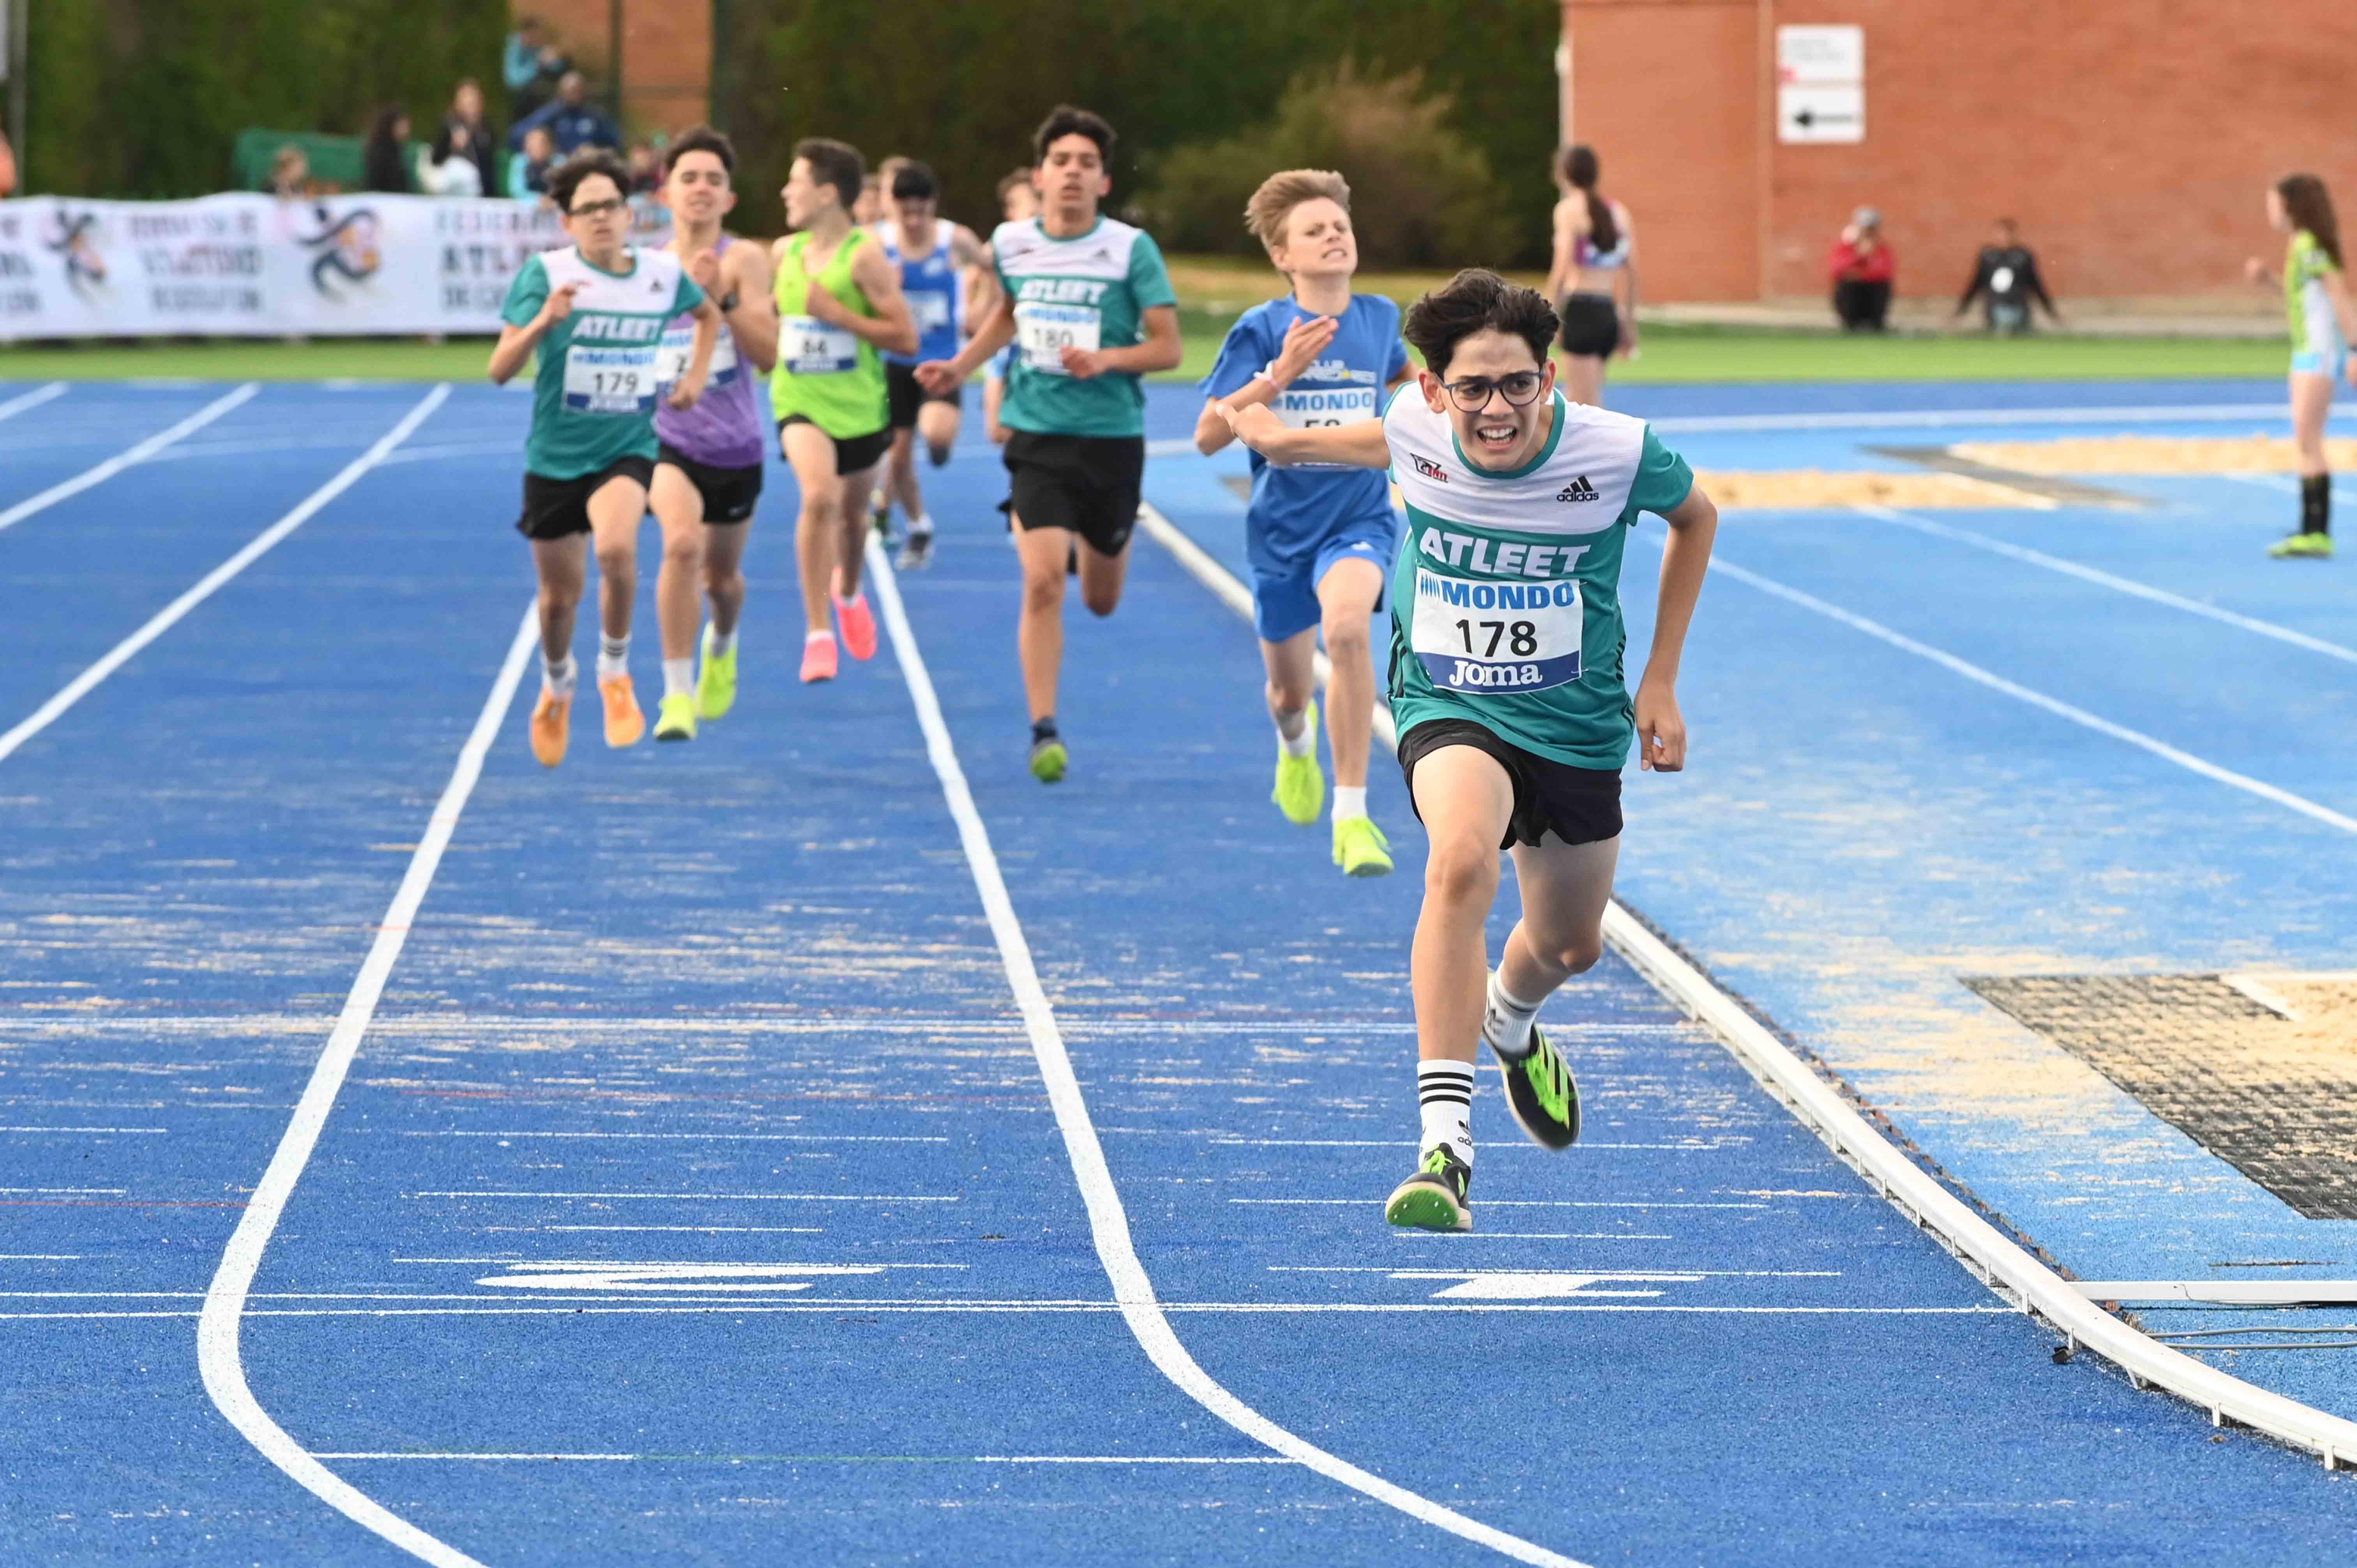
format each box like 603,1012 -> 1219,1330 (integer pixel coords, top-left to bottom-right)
1409,567 -> 1583,694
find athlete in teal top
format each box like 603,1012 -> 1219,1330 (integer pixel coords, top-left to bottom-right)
2248,173 -> 2357,558
1216,268 -> 1718,1234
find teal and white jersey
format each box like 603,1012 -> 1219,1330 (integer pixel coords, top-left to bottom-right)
1385,389 -> 1694,770
501,245 -> 705,480
991,214 -> 1176,439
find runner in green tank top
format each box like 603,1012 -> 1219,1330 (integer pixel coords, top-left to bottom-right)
770,138 -> 918,682
2246,173 -> 2357,560
1217,270 -> 1719,1233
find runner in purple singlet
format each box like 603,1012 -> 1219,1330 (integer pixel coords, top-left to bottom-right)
649,126 -> 781,742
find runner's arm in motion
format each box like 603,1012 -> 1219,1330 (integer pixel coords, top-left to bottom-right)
486,281 -> 579,385
1063,304 -> 1181,380
809,242 -> 919,358
1214,403 -> 1389,469
1615,207 -> 1640,359
1634,483 -> 1718,773
666,295 -> 723,410
1193,313 -> 1340,455
915,241 -> 1014,394
2321,268 -> 2357,359
724,238 -> 781,376
952,224 -> 999,340
1544,198 -> 1580,302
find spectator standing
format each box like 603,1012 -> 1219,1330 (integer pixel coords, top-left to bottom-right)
503,18 -> 569,120
509,127 -> 557,201
362,106 -> 414,195
442,79 -> 498,196
420,122 -> 485,197
1956,218 -> 2060,333
1829,206 -> 1895,331
266,145 -> 310,198
507,72 -> 621,158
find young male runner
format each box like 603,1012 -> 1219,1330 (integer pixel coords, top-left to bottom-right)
1217,269 -> 1718,1232
1196,169 -> 1413,878
649,127 -> 780,742
771,138 -> 919,683
981,169 -> 1040,447
490,149 -> 717,766
877,160 -> 993,569
915,106 -> 1182,781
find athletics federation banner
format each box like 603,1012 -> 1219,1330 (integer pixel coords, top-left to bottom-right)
0,192 -> 672,340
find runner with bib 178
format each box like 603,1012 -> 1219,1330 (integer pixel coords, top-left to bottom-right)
1195,168 -> 1413,878
490,148 -> 719,766
1216,268 -> 1718,1233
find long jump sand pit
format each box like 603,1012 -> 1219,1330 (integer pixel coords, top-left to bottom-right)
1693,470 -> 2047,509
1951,434 -> 2357,474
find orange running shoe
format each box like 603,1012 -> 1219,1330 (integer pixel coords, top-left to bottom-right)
599,673 -> 643,747
800,632 -> 839,683
834,590 -> 878,662
528,689 -> 571,767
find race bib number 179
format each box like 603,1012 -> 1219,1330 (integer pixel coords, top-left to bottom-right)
562,343 -> 659,415
1409,567 -> 1583,693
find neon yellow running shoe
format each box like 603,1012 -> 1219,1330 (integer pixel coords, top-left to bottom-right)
654,692 -> 697,742
1332,816 -> 1393,878
1030,735 -> 1068,784
697,626 -> 737,719
2269,531 -> 2334,560
1384,1144 -> 1472,1232
1271,700 -> 1322,825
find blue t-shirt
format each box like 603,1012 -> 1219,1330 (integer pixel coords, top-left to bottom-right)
1201,293 -> 1410,572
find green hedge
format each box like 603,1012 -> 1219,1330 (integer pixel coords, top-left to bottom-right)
714,0 -> 1559,266
21,0 -> 505,198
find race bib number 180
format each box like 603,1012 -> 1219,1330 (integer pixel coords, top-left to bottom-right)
562,343 -> 659,415
1409,567 -> 1583,694
1014,300 -> 1101,374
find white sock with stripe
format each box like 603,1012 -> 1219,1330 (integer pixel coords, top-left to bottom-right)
1417,1059 -> 1475,1165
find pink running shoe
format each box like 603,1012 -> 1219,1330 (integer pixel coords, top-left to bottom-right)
799,633 -> 838,683
834,590 -> 878,662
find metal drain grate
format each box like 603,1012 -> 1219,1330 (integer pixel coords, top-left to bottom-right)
1965,973 -> 2357,1220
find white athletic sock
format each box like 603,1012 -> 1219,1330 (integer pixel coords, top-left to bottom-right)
663,657 -> 694,699
806,629 -> 832,645
541,653 -> 576,697
707,625 -> 738,658
906,511 -> 932,536
596,634 -> 629,680
1332,786 -> 1368,822
1275,708 -> 1314,759
1482,968 -> 1544,1061
1417,1059 -> 1476,1165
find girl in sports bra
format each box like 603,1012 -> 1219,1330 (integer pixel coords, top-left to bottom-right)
1544,145 -> 1636,408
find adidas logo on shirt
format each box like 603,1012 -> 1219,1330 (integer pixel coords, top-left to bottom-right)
1557,475 -> 1601,503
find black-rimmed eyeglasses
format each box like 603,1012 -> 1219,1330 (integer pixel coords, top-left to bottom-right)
1440,371 -> 1546,411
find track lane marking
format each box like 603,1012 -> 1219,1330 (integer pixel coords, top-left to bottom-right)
0,380 -> 68,426
0,381 -> 254,535
0,384 -> 449,764
196,600 -> 537,1568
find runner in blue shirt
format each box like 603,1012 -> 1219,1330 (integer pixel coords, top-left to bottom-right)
1196,170 -> 1414,878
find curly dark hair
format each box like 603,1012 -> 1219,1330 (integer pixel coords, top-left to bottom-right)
1032,104 -> 1114,166
547,148 -> 633,214
1403,269 -> 1560,378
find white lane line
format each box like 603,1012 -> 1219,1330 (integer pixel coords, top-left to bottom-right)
1859,505 -> 2357,666
317,1453 -> 635,1462
311,1452 -> 1290,1464
0,381 -> 68,425
196,600 -> 537,1568
1209,1138 -> 1732,1150
397,1130 -> 949,1142
15,1302 -> 2013,1322
1646,401 -> 2322,435
1230,1197 -> 1767,1209
0,384 -> 450,765
871,539 -> 1590,1568
405,1190 -> 958,1202
1391,1233 -> 1676,1241
0,382 -> 254,535
0,1125 -> 166,1134
0,1254 -> 81,1260
1705,552 -> 2357,836
539,1224 -> 824,1234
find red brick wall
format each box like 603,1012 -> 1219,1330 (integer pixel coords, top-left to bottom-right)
1564,0 -> 2357,303
516,0 -> 710,137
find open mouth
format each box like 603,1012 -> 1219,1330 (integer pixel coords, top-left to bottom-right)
1470,417 -> 1521,453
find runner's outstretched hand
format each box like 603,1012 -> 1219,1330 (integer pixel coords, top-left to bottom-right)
1634,676 -> 1685,772
914,360 -> 963,396
1268,313 -> 1339,385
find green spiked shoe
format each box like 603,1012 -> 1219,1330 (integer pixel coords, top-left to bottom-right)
1271,700 -> 1322,824
2270,531 -> 2334,560
1332,816 -> 1393,878
653,692 -> 698,742
1491,1023 -> 1580,1151
1385,1144 -> 1472,1232
697,627 -> 738,719
1030,735 -> 1068,784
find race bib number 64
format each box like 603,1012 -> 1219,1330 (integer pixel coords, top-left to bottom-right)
1410,567 -> 1583,693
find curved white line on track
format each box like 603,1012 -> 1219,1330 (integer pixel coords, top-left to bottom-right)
0,380 -> 69,424
197,602 -> 538,1568
0,381 -> 255,535
0,384 -> 447,764
867,538 -> 1588,1568
1859,505 -> 2357,665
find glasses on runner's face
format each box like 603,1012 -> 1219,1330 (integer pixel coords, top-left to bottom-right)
569,197 -> 627,218
1441,372 -> 1546,411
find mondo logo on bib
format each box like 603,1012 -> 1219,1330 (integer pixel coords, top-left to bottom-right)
1410,569 -> 1584,693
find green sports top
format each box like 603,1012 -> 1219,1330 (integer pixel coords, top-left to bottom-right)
2285,230 -> 2346,357
989,214 -> 1176,439
1384,389 -> 1695,770
769,228 -> 888,439
500,244 -> 704,481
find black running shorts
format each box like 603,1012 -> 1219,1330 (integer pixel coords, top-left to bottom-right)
656,442 -> 763,524
1556,291 -> 1621,358
885,360 -> 964,431
515,455 -> 655,541
1398,717 -> 1623,850
1003,429 -> 1145,557
778,415 -> 891,477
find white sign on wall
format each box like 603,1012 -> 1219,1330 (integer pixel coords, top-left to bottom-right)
1777,25 -> 1864,144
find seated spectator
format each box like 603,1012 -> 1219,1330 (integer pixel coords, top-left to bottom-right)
503,17 -> 569,120
265,145 -> 310,198
442,79 -> 498,197
1829,207 -> 1895,332
419,122 -> 484,197
505,72 -> 620,157
625,140 -> 661,195
507,126 -> 557,202
1955,217 -> 2061,334
362,106 -> 413,195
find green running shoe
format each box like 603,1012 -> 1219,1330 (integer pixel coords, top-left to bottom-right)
1030,735 -> 1068,784
1491,1023 -> 1580,1150
653,692 -> 698,742
1271,700 -> 1322,824
697,627 -> 737,719
1332,816 -> 1392,877
2270,531 -> 2334,560
1385,1144 -> 1472,1231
